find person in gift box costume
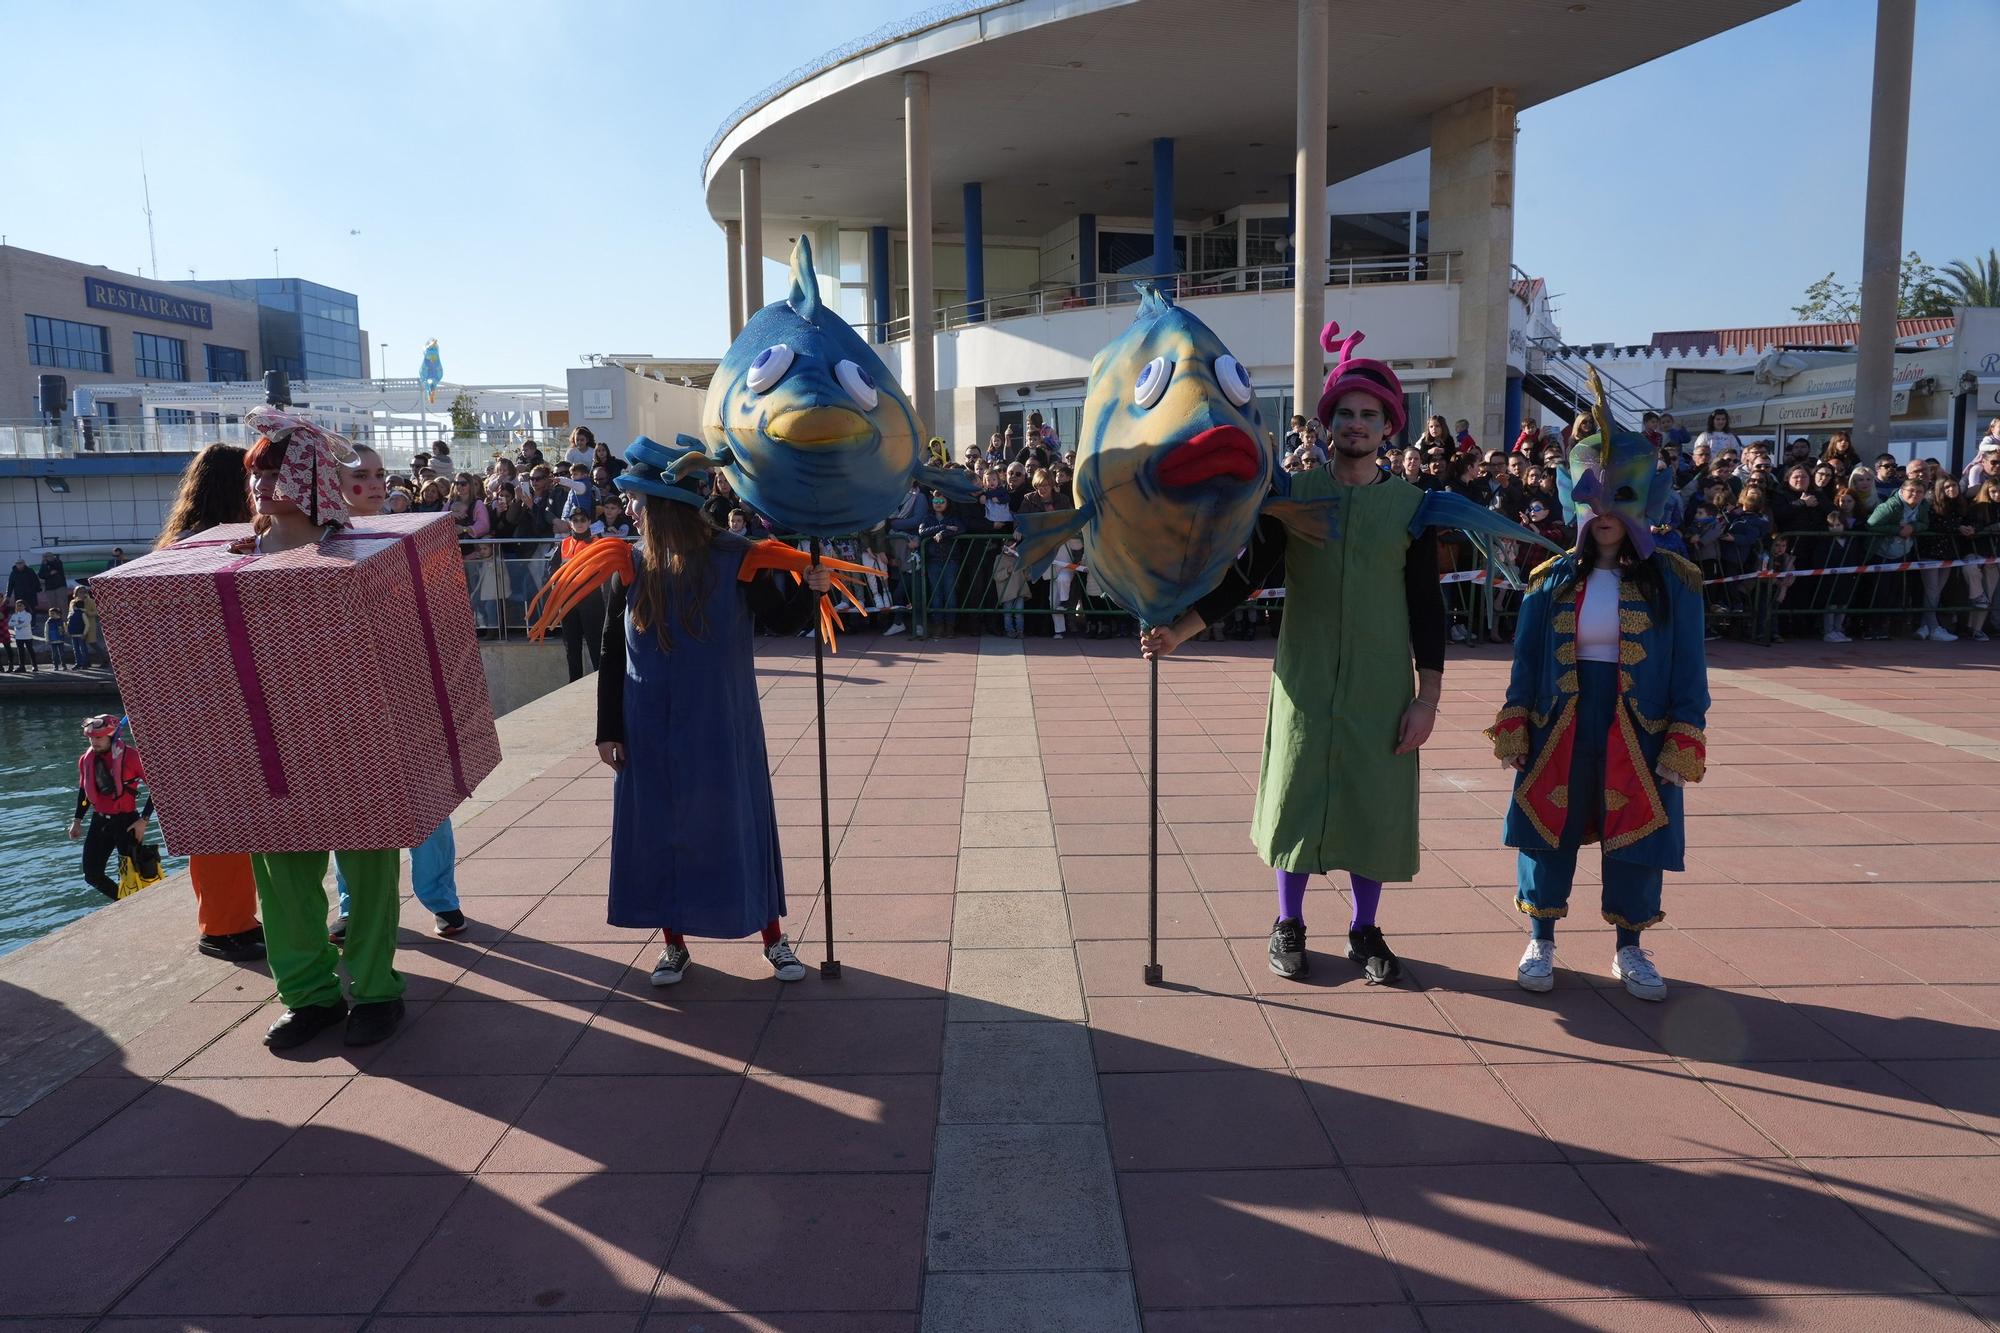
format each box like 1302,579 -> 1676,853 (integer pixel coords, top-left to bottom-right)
154,442 -> 269,962
1141,324 -> 1557,985
1487,375 -> 1710,1002
237,408 -> 409,1050
529,437 -> 875,987
326,443 -> 471,945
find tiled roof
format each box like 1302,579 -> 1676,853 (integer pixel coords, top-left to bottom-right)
1651,317 -> 1956,355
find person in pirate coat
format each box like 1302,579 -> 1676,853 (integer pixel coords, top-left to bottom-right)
1487,381 -> 1711,1002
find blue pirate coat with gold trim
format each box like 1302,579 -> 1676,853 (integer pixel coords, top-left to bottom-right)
1486,552 -> 1711,871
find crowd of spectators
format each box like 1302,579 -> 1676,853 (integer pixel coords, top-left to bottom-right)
4,550 -> 117,673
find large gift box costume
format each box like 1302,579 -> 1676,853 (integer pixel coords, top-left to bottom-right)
90,511 -> 500,856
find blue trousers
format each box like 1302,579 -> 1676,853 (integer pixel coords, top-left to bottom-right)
1515,661 -> 1665,932
336,818 -> 459,918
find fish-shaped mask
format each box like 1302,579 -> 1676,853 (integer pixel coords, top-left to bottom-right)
1015,287 -> 1331,626
1558,369 -> 1669,557
703,236 -> 974,536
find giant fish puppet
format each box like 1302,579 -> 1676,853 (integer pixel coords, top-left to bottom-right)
1558,368 -> 1673,556
699,236 -> 975,536
1016,292 -> 1560,626
1012,287 -> 1339,627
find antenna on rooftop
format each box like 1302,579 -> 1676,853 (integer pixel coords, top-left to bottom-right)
140,148 -> 158,279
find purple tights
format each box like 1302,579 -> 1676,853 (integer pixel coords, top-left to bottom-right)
1275,869 -> 1382,929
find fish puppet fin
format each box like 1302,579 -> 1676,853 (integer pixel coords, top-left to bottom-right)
677,433 -> 733,471
1257,471 -> 1342,548
739,538 -> 880,653
1409,489 -> 1565,585
526,538 -> 636,642
1013,505 -> 1093,578
917,462 -> 980,503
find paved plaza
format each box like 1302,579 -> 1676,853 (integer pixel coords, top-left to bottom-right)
1,634 -> 1997,1331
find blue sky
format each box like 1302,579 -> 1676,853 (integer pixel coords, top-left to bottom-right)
1,0 -> 1990,386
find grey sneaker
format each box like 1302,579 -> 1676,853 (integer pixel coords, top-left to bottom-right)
1613,945 -> 1667,1002
1268,917 -> 1308,979
650,943 -> 691,986
765,935 -> 807,982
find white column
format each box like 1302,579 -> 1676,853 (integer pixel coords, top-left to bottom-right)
1851,0 -> 1916,455
724,219 -> 746,339
1427,87 -> 1517,445
1292,0 -> 1329,418
905,71 -> 936,433
739,158 -> 764,315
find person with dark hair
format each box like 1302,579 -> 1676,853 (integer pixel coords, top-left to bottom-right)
564,425 -> 597,471
1489,424 -> 1710,1002
150,442 -> 267,962
529,437 -> 858,987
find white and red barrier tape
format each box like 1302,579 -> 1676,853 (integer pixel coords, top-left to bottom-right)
1703,553 -> 2000,587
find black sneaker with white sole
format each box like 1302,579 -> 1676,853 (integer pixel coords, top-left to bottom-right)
1268,917 -> 1308,978
1347,925 -> 1402,985
650,943 -> 692,986
433,909 -> 468,938
765,935 -> 807,982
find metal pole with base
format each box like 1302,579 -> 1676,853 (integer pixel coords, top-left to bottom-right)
810,536 -> 842,979
1143,638 -> 1164,985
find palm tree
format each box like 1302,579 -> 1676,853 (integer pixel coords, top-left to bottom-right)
1940,249 -> 2000,308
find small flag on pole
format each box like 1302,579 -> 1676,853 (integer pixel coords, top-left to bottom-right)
419,339 -> 443,404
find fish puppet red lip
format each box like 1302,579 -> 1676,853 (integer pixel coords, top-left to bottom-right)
1155,426 -> 1262,488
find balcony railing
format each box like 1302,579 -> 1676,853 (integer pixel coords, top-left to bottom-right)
879,251 -> 1457,342
0,420 -> 559,472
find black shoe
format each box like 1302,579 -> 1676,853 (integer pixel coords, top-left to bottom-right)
344,999 -> 406,1047
1269,917 -> 1309,979
328,916 -> 347,946
198,930 -> 266,962
432,909 -> 467,938
263,1001 -> 349,1050
1347,925 -> 1402,985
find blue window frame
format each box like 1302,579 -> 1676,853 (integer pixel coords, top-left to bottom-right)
26,315 -> 111,371
133,332 -> 188,381
204,344 -> 248,382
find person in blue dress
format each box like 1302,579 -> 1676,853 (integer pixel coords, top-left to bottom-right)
587,437 -> 831,986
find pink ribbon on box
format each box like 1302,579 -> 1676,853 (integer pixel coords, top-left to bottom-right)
194,529 -> 473,801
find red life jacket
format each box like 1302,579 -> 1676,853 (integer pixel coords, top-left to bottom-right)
78,742 -> 144,816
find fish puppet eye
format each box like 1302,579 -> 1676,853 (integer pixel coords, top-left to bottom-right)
835,359 -> 879,410
1614,485 -> 1638,502
1215,355 -> 1254,408
1134,356 -> 1172,409
746,345 -> 794,393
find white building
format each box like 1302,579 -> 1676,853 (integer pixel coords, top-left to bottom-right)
700,0 -> 1795,450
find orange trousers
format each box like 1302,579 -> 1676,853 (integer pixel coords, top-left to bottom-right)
189,854 -> 260,936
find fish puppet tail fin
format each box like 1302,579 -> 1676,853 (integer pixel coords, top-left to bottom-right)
917,463 -> 981,503
740,539 -> 880,653
1409,489 -> 1565,588
1013,507 -> 1092,579
527,539 -> 637,642
1259,469 -> 1342,548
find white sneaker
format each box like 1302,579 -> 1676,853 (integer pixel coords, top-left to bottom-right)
1823,630 -> 1850,643
1613,945 -> 1667,1002
1929,626 -> 1958,643
1517,938 -> 1557,993
884,623 -> 907,637
1916,624 -> 1931,640
765,934 -> 807,982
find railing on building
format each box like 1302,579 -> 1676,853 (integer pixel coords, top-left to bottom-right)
0,420 -> 570,474
879,251 -> 1458,343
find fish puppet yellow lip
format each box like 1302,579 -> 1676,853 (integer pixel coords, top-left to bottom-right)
1155,425 -> 1262,489
764,406 -> 872,447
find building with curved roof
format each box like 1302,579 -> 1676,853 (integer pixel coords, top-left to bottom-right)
702,0 -> 1795,450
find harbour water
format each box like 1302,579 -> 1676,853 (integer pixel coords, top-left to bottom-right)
0,699 -> 185,957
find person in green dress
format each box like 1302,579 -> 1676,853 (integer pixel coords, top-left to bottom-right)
1142,327 -> 1448,984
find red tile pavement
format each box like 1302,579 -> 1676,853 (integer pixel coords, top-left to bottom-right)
0,637 -> 1995,1327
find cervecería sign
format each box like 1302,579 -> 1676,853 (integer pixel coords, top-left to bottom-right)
83,278 -> 213,329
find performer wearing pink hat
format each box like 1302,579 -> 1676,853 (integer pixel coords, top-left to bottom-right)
1145,324 -> 1553,984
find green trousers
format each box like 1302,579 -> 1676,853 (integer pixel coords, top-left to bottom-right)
252,849 -> 404,1009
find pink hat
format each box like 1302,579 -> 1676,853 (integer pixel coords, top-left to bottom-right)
1314,322 -> 1407,437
